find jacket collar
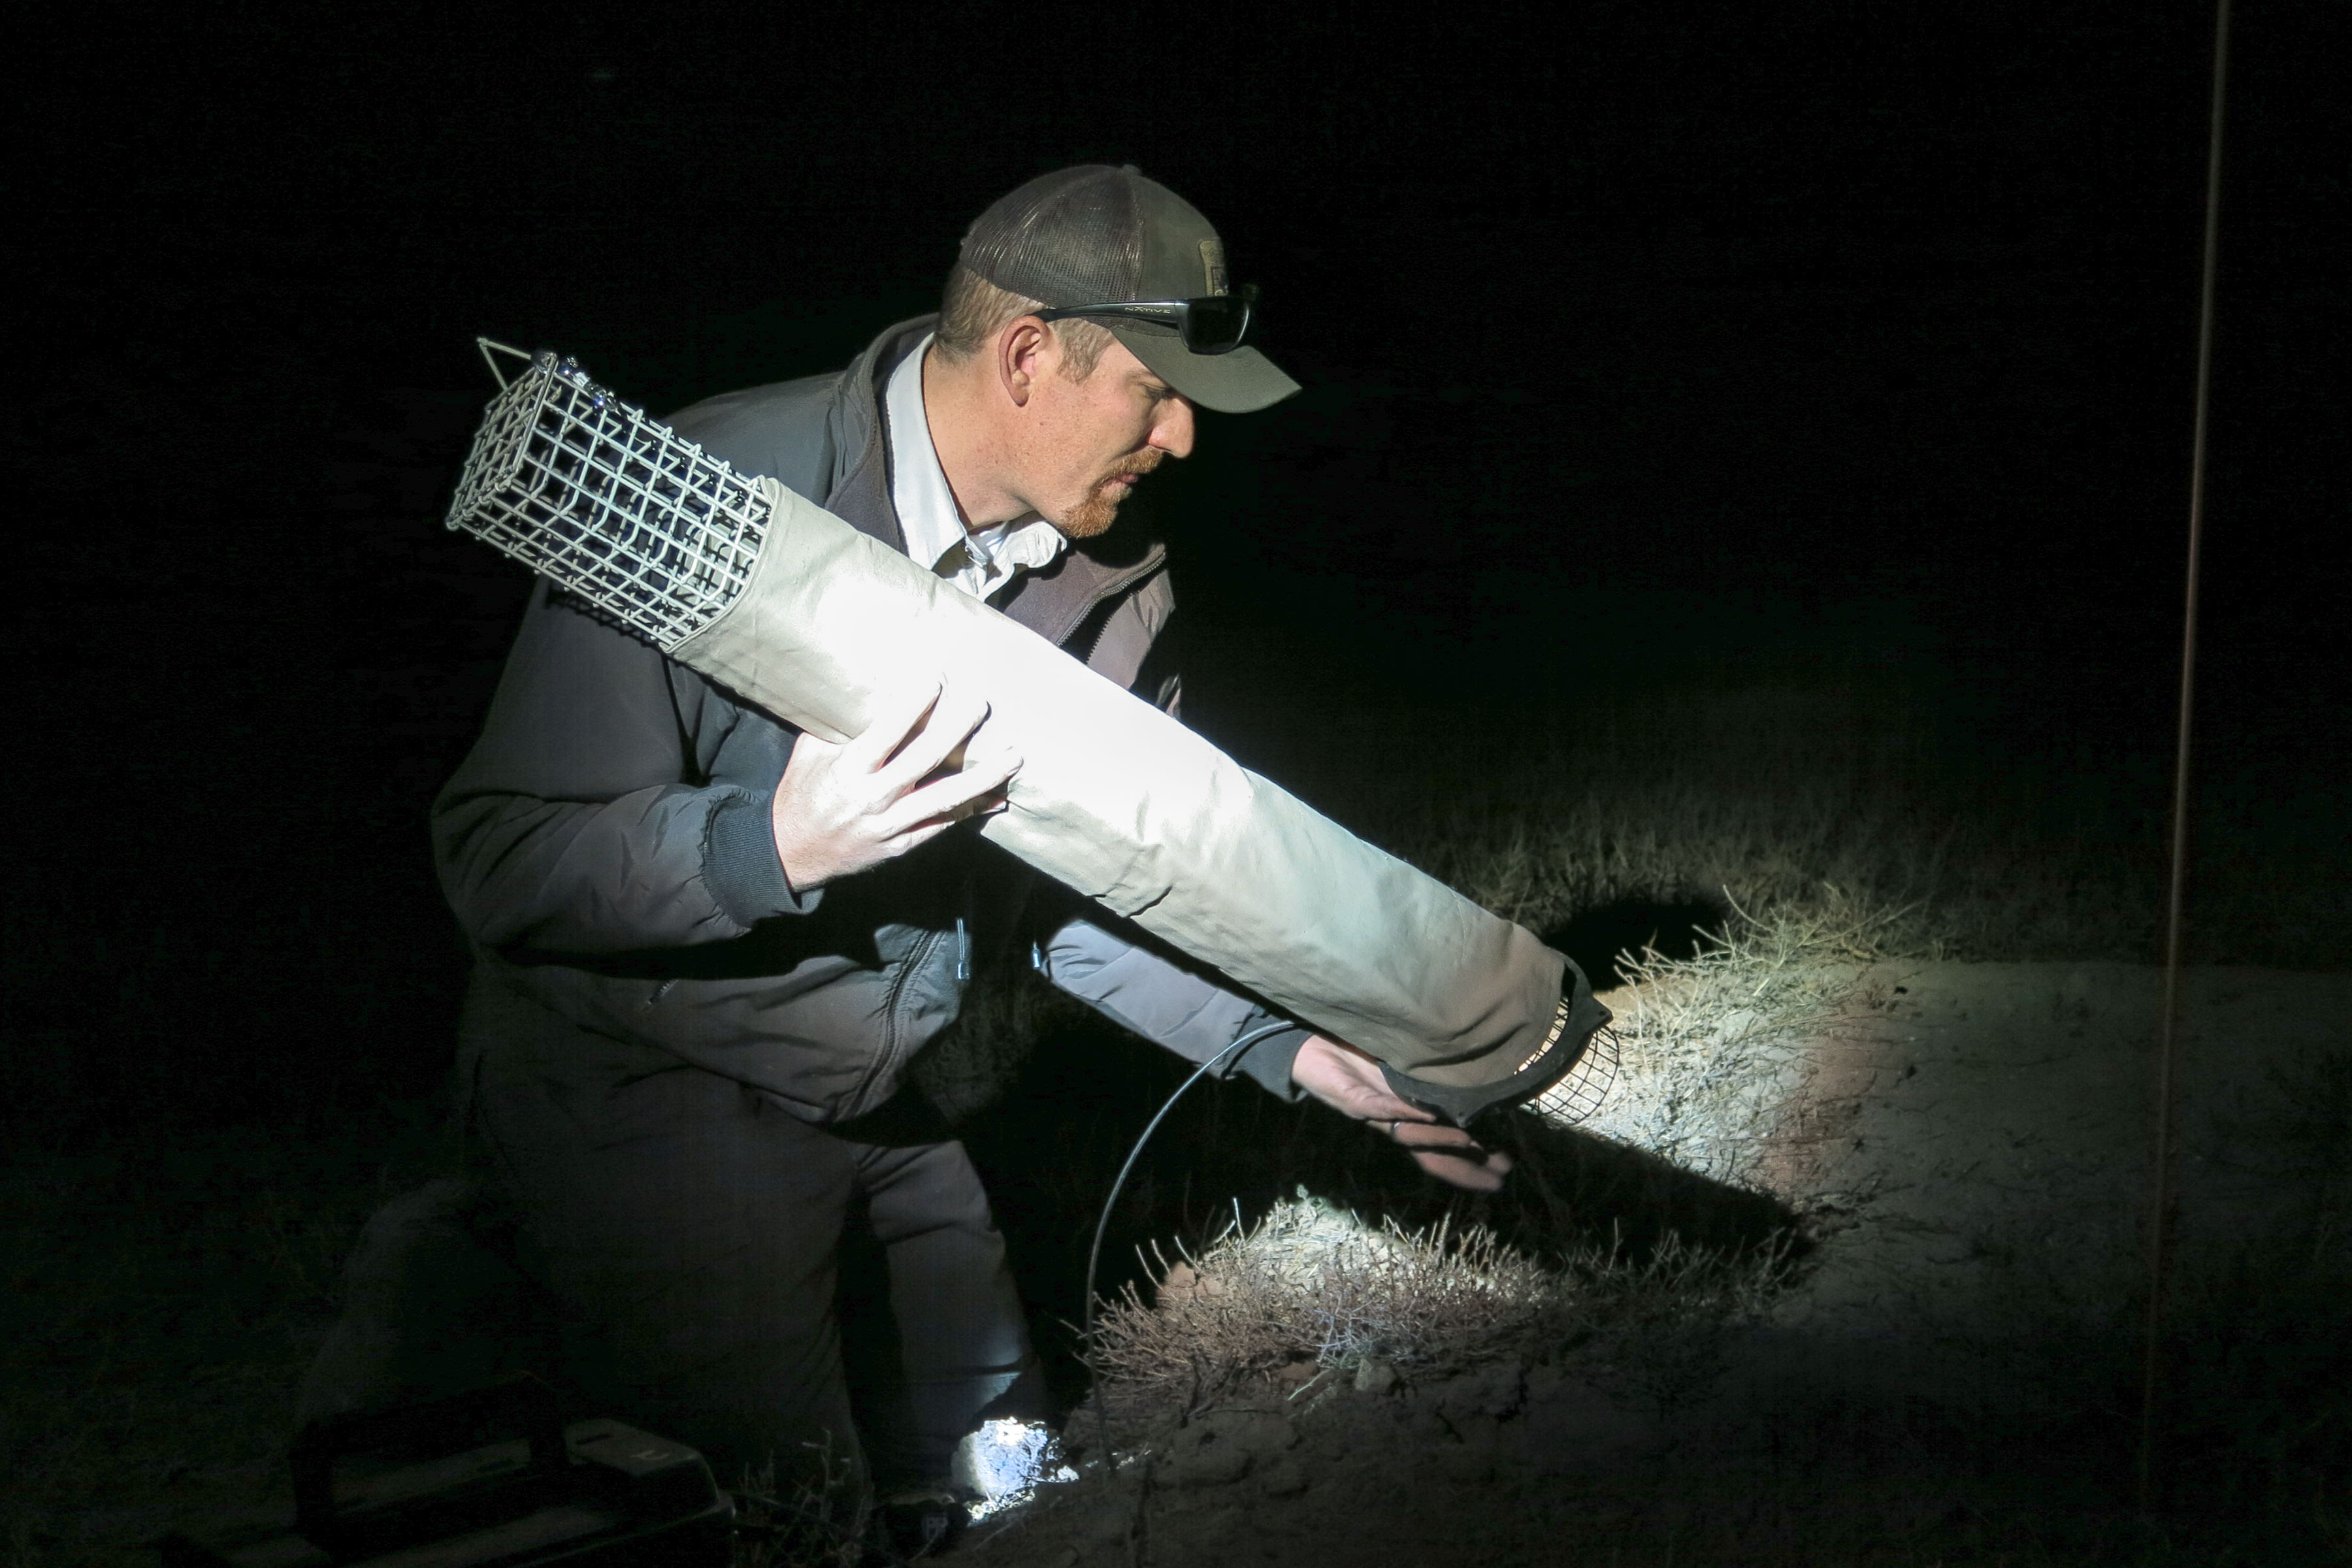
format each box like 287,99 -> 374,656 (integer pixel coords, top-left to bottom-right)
821,316 -> 934,553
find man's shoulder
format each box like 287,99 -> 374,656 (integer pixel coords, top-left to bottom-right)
662,318 -> 936,508
666,372 -> 845,504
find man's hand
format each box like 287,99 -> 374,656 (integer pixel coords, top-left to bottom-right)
1290,1036 -> 1512,1194
771,680 -> 1021,891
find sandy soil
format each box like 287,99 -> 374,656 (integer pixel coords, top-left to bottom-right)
963,963 -> 2352,1565
1740,964 -> 2348,1411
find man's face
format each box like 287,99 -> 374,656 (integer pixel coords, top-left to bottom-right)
1013,335 -> 1196,540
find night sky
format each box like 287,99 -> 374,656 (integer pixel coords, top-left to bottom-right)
7,1 -> 2345,1129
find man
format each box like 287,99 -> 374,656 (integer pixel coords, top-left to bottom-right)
423,165 -> 1501,1512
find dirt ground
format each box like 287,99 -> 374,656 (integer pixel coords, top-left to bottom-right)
16,963 -> 2344,1566
960,964 -> 2352,1567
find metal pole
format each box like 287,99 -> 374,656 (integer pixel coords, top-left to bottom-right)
2137,0 -> 2230,1516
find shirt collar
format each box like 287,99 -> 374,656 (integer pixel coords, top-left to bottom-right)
884,335 -> 1068,599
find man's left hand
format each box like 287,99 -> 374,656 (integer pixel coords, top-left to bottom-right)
1290,1036 -> 1512,1194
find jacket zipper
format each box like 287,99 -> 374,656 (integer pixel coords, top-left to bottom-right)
856,924 -> 949,1111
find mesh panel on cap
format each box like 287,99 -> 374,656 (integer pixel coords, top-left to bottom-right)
959,166 -> 1142,307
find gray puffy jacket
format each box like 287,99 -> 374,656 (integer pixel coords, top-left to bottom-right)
432,317 -> 1307,1122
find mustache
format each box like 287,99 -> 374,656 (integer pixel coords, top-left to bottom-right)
1107,449 -> 1166,482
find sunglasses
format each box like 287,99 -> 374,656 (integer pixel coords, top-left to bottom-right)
1035,283 -> 1259,355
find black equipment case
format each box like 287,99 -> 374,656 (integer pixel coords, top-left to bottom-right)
159,1379 -> 733,1568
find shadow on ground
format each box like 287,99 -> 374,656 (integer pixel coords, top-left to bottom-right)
1539,900 -> 1727,988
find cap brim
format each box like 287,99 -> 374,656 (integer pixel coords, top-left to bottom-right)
1106,325 -> 1300,414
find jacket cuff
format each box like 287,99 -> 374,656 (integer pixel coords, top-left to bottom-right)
1222,1023 -> 1311,1102
704,789 -> 823,925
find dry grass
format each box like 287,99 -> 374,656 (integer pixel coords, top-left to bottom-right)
1565,894 -> 1895,1188
1088,1192 -> 1789,1417
1091,1198 -> 1558,1396
728,1449 -> 869,1568
1301,673 -> 2165,968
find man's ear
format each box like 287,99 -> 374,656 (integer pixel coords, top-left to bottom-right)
996,316 -> 1053,408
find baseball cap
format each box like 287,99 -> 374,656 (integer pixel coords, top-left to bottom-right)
957,165 -> 1300,414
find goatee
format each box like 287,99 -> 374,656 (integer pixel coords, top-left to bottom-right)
1058,453 -> 1163,540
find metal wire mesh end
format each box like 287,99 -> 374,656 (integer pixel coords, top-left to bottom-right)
1530,1023 -> 1619,1125
444,344 -> 770,650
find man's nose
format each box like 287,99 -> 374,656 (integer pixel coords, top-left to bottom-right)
1149,397 -> 1196,461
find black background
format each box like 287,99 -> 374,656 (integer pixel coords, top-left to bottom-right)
6,1 -> 2345,1133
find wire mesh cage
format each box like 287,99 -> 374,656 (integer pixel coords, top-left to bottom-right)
445,342 -> 770,649
1531,1024 -> 1619,1126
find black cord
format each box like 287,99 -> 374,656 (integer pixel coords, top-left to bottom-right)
1079,1021 -> 1296,1469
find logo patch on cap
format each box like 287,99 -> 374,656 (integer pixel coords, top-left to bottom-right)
1198,239 -> 1228,297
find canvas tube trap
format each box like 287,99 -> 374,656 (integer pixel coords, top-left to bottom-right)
444,346 -> 1605,1113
